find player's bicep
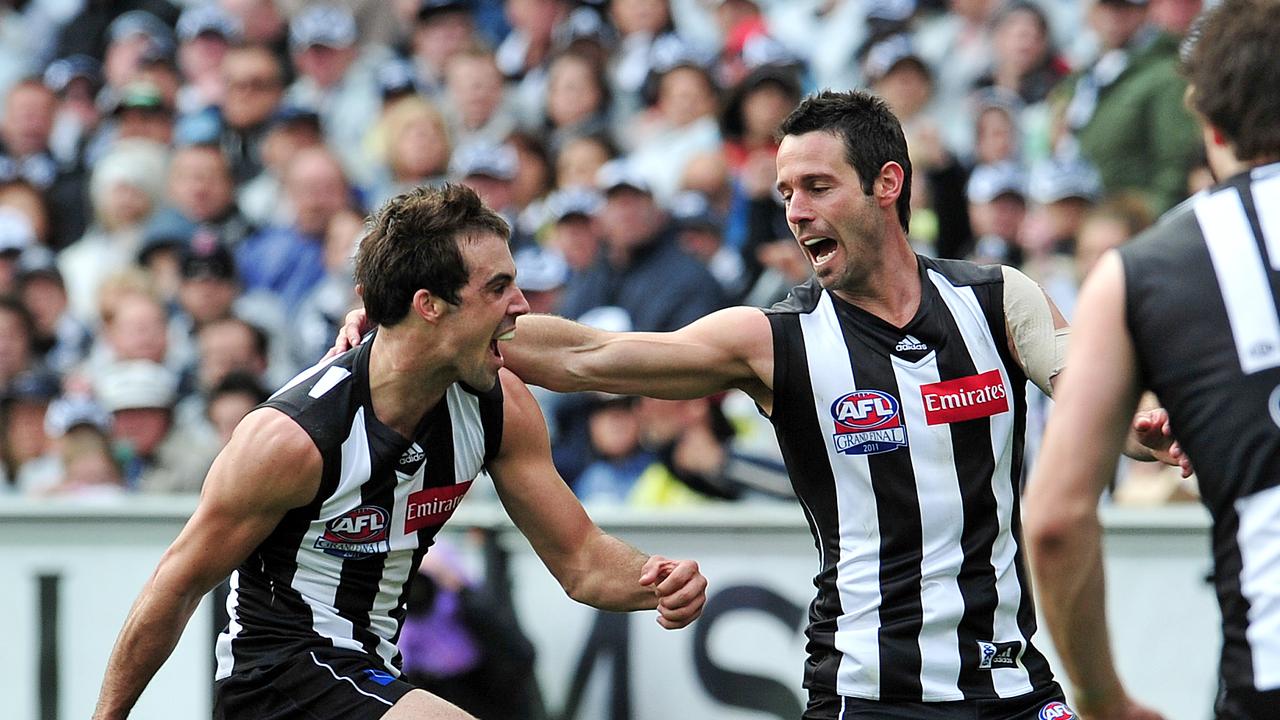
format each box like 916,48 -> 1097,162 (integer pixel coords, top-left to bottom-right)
152,409 -> 321,596
488,372 -> 598,582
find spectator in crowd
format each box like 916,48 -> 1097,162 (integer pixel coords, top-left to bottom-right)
109,81 -> 175,147
0,296 -> 39,395
236,105 -> 323,228
1,367 -> 61,488
915,0 -> 999,146
293,207 -> 362,368
1055,0 -> 1200,214
543,50 -> 612,154
541,187 -> 602,275
974,1 -> 1068,106
0,77 -> 89,245
718,63 -> 799,174
366,97 -> 452,208
965,161 -> 1028,265
87,288 -> 171,380
553,132 -> 615,190
506,130 -> 554,213
158,142 -> 254,247
442,46 -> 518,145
15,393 -> 117,496
285,4 -> 384,185
606,0 -> 679,118
0,207 -> 35,295
497,0 -> 572,121
97,10 -> 176,97
411,0 -> 480,99
58,138 -> 168,323
93,358 -> 216,493
575,394 -> 655,503
627,56 -> 722,202
43,55 -> 105,173
203,371 -> 268,448
16,248 -> 91,376
174,4 -> 243,115
1072,194 -> 1154,283
669,190 -> 746,300
0,178 -> 51,249
236,146 -> 349,311
449,141 -> 521,231
191,43 -> 285,184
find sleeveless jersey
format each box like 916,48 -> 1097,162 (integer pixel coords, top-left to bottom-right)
1119,162 -> 1280,704
214,338 -> 503,680
765,256 -> 1055,702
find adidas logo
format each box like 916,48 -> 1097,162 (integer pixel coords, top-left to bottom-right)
895,335 -> 928,352
400,445 -> 425,465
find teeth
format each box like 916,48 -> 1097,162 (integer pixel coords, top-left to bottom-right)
803,237 -> 830,247
496,330 -> 516,341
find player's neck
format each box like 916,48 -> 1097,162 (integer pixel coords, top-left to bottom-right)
831,237 -> 921,328
365,328 -> 453,437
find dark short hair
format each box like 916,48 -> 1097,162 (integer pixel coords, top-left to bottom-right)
356,183 -> 510,326
777,89 -> 913,232
1182,0 -> 1280,162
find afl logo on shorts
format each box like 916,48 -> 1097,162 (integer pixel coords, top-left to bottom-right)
829,390 -> 908,456
1038,701 -> 1075,720
315,505 -> 391,558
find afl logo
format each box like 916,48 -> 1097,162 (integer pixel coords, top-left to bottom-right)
327,505 -> 388,541
829,390 -> 908,455
1038,701 -> 1075,720
314,505 -> 392,558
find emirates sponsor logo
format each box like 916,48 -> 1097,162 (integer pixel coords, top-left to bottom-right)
404,481 -> 473,533
920,369 -> 1009,425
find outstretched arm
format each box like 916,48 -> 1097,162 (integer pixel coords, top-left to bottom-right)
487,370 -> 706,628
93,410 -> 321,720
1024,252 -> 1164,720
505,306 -> 774,406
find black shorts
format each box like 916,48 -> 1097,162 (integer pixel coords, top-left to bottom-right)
213,648 -> 418,720
1216,686 -> 1280,720
804,683 -> 1073,720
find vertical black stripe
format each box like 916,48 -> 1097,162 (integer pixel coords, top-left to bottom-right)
476,383 -> 504,466
836,315 -> 924,700
38,573 -> 58,720
766,312 -> 846,693
1213,506 -> 1255,691
210,578 -> 230,692
335,444 -> 401,660
979,276 -> 1054,686
930,296 -> 1000,698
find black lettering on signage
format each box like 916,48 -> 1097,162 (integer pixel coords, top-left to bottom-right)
693,585 -> 805,719
556,611 -> 631,720
38,573 -> 59,720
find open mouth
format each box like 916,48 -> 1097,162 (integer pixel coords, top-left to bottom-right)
802,237 -> 839,266
489,328 -> 516,362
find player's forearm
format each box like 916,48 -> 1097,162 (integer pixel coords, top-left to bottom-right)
562,530 -> 657,612
93,583 -> 204,719
1028,519 -> 1127,716
507,314 -> 602,392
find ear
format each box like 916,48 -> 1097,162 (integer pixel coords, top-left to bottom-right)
411,289 -> 447,324
874,161 -> 906,210
354,283 -> 363,299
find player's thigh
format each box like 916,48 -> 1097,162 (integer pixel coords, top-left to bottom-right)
381,688 -> 478,719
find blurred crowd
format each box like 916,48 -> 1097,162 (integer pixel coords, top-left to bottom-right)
0,0 -> 1205,504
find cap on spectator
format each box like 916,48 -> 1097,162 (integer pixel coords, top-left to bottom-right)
107,10 -> 175,51
513,247 -> 569,292
43,55 -> 103,95
553,6 -> 616,50
94,360 -> 179,412
596,159 -> 652,196
177,4 -> 243,43
417,0 -> 473,21
109,81 -> 171,116
545,188 -> 603,223
290,5 -> 358,50
861,33 -> 929,84
669,191 -> 722,233
966,162 -> 1028,204
44,394 -> 112,437
867,0 -> 918,23
17,245 -> 61,284
1028,156 -> 1103,204
139,209 -> 196,264
269,103 -> 322,131
0,207 -> 36,255
181,229 -> 238,281
1098,0 -> 1147,6
739,34 -> 802,72
376,59 -> 419,100
449,142 -> 518,181
4,368 -> 61,404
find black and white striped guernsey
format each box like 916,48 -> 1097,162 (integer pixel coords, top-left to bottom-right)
1119,162 -> 1280,711
214,337 -> 502,681
766,256 -> 1055,702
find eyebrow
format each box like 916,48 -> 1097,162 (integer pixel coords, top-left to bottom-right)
484,271 -> 515,288
776,172 -> 837,193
